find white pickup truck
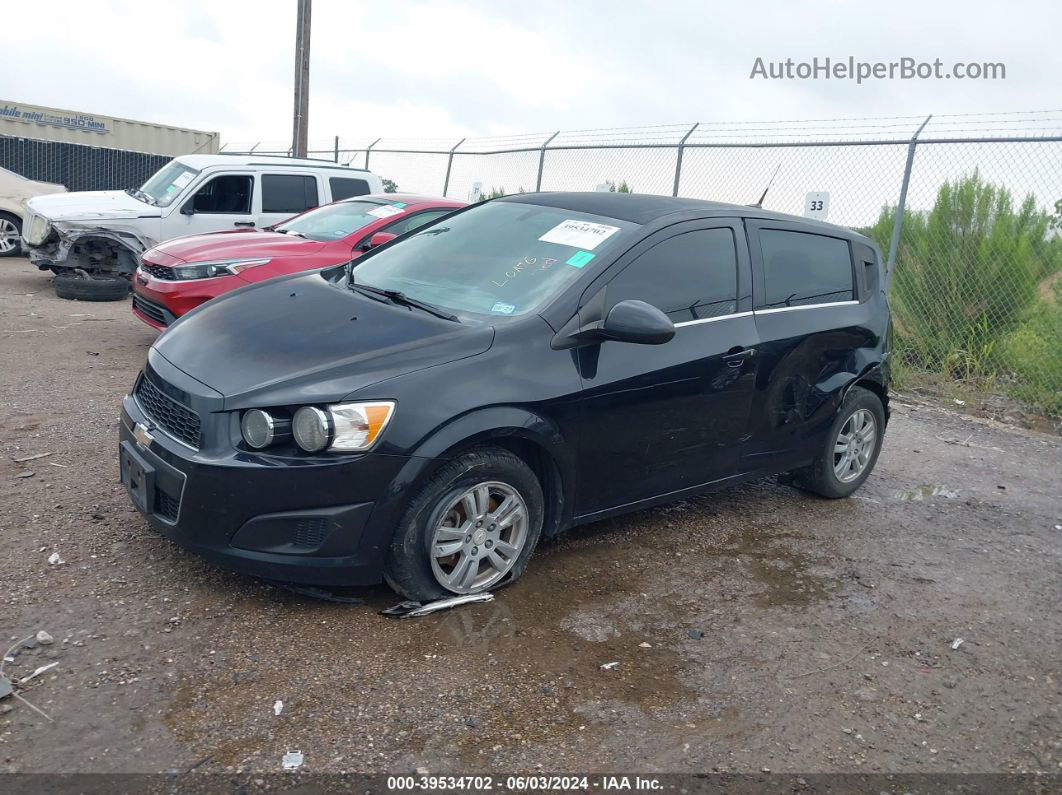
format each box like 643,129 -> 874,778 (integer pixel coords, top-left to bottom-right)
22,153 -> 383,299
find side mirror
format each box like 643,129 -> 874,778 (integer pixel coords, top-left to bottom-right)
597,300 -> 675,345
180,199 -> 194,216
360,231 -> 397,251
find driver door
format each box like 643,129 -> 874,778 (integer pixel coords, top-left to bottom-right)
170,172 -> 257,239
573,220 -> 759,518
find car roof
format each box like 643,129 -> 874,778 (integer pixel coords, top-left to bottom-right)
174,154 -> 373,174
502,191 -> 870,242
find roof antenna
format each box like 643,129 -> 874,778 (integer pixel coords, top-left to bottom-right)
750,163 -> 781,208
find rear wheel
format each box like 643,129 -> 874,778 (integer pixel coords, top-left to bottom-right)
0,213 -> 22,258
791,386 -> 885,498
53,271 -> 131,302
385,447 -> 543,601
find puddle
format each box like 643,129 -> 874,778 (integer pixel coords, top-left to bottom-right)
898,484 -> 960,501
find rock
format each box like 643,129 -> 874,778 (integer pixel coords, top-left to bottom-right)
0,704 -> 12,715
688,629 -> 703,640
36,631 -> 54,646
20,638 -> 37,650
15,471 -> 34,479
415,767 -> 430,776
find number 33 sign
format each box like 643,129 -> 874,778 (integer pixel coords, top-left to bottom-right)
804,191 -> 830,220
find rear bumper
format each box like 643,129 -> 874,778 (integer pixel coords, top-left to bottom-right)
119,388 -> 428,586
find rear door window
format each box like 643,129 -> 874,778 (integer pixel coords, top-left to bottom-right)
329,177 -> 371,201
758,229 -> 853,308
605,228 -> 739,323
262,175 -> 320,214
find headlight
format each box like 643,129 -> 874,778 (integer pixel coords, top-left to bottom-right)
291,401 -> 395,453
327,401 -> 396,451
26,215 -> 51,246
292,406 -> 332,452
240,409 -> 291,449
171,258 -> 270,281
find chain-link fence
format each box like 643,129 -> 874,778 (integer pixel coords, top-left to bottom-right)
193,113 -> 1062,418
0,134 -> 170,192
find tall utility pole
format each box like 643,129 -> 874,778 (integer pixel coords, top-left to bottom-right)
291,0 -> 312,158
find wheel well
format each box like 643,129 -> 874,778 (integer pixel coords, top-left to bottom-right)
851,377 -> 889,418
433,435 -> 566,539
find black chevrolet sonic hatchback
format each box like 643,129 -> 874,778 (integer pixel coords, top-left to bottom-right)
120,192 -> 890,600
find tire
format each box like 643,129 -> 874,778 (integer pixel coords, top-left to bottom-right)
791,386 -> 885,499
53,271 -> 131,302
384,446 -> 544,601
0,213 -> 22,258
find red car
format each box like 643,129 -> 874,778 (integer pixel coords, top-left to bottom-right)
132,194 -> 465,330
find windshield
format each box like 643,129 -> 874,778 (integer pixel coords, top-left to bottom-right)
138,161 -> 200,207
275,200 -> 403,242
349,201 -> 640,317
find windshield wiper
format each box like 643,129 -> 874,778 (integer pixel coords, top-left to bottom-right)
125,187 -> 156,206
349,281 -> 459,322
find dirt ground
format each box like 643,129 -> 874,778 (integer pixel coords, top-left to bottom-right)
0,257 -> 1059,776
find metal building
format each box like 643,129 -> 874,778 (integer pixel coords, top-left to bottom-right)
0,100 -> 219,192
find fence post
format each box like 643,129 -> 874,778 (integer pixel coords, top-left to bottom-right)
535,131 -> 560,191
364,138 -> 381,170
334,136 -> 339,163
672,122 -> 699,197
885,115 -> 931,292
442,138 -> 466,197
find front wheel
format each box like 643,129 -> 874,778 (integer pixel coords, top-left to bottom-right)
792,386 -> 885,498
384,447 -> 543,601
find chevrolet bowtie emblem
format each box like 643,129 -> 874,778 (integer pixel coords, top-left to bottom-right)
132,422 -> 154,448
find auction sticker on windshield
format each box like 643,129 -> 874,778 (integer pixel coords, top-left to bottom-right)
367,205 -> 406,219
538,219 -> 620,250
172,171 -> 195,189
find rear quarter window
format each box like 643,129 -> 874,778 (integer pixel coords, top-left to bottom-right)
262,174 -> 319,214
759,229 -> 854,308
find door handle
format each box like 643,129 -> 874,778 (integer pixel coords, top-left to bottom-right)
233,221 -> 256,227
722,347 -> 755,368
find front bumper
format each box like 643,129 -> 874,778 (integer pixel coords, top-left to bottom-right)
132,268 -> 247,329
118,358 -> 426,586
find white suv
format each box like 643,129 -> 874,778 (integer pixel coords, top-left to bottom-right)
22,154 -> 383,297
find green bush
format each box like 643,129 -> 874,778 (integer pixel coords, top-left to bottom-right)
1001,280 -> 1062,415
866,172 -> 1062,412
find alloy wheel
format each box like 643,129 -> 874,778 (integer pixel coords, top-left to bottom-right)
0,218 -> 19,255
833,408 -> 877,483
429,481 -> 528,593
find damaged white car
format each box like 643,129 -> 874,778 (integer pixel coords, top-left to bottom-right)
22,153 -> 383,300
0,166 -> 65,258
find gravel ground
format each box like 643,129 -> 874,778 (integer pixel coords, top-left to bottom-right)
0,257 -> 1059,776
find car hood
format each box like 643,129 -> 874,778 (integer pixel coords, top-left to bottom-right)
151,230 -> 327,264
26,189 -> 158,222
152,271 -> 494,408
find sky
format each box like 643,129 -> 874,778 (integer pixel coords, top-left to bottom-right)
3,0 -> 1060,148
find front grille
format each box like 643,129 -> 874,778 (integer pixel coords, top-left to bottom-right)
154,491 -> 180,521
141,263 -> 177,281
132,295 -> 171,327
294,518 -> 329,549
134,376 -> 201,449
